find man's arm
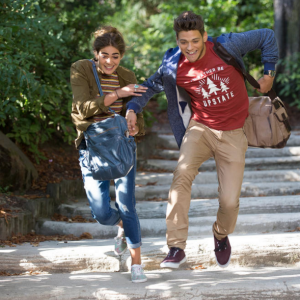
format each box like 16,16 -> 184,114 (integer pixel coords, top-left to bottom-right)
126,64 -> 165,131
222,29 -> 279,93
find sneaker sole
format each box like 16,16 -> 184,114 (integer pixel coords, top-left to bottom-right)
215,252 -> 232,268
132,278 -> 147,283
160,256 -> 187,269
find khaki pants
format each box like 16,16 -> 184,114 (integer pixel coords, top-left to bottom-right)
167,119 -> 248,249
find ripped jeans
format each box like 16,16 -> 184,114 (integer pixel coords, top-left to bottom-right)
79,148 -> 141,249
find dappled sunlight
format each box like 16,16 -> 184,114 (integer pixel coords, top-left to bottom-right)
0,249 -> 16,253
70,274 -> 112,281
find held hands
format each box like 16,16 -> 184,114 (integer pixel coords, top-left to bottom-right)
256,75 -> 274,94
117,84 -> 148,98
126,110 -> 137,135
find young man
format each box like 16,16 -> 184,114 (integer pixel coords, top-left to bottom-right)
126,11 -> 278,268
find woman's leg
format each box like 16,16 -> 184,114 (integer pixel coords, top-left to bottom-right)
114,154 -> 142,262
79,149 -> 121,226
129,247 -> 141,265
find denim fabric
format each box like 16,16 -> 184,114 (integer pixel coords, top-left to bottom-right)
79,149 -> 141,249
127,29 -> 279,148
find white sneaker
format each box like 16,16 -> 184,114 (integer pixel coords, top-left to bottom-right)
114,231 -> 127,256
131,264 -> 147,283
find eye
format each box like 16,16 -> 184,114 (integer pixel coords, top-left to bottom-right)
113,56 -> 119,60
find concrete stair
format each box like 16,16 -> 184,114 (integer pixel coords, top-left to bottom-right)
2,127 -> 300,278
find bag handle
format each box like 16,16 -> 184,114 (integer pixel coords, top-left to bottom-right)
88,59 -> 116,115
212,38 -> 277,100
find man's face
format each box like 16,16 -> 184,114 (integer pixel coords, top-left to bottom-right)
177,30 -> 208,63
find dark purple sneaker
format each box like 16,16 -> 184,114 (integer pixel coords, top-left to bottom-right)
160,247 -> 186,268
214,235 -> 231,268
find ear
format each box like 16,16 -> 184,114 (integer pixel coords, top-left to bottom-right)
203,31 -> 208,42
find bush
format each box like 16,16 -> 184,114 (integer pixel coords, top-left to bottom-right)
276,53 -> 300,107
0,0 -> 75,159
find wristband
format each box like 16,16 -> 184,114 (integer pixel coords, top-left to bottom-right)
115,89 -> 120,99
127,109 -> 136,114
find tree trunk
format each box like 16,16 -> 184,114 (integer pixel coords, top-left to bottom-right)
274,0 -> 300,59
274,0 -> 300,99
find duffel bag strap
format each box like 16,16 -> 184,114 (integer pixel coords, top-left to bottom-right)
212,38 -> 277,101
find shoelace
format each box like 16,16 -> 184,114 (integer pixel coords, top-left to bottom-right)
167,247 -> 181,257
214,238 -> 228,252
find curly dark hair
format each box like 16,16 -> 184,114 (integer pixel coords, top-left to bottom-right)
173,11 -> 205,36
92,26 -> 126,56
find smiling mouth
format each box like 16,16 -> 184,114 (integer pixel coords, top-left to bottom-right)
186,51 -> 197,55
105,65 -> 114,69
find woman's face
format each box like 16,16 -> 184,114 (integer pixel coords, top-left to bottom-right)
94,45 -> 122,75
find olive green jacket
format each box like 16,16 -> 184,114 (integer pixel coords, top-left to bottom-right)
70,59 -> 145,149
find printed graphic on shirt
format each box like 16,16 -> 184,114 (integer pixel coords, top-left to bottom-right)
194,73 -> 233,107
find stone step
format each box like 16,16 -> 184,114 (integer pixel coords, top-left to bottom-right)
1,232 -> 299,275
157,132 -> 300,150
133,180 -> 300,200
59,195 -> 300,220
62,179 -> 300,203
159,146 -> 300,160
36,211 -> 300,239
135,169 -> 300,186
144,156 -> 300,172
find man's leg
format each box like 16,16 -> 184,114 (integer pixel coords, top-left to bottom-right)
213,127 -> 248,267
166,120 -> 213,249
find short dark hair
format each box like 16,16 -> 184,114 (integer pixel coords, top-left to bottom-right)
92,26 -> 126,56
173,11 -> 205,36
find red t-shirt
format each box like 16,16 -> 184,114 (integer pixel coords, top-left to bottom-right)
176,41 -> 249,130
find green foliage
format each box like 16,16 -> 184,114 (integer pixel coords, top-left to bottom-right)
0,184 -> 12,194
106,0 -> 274,109
1,0 -> 276,158
0,0 -> 114,160
0,0 -> 75,159
276,53 -> 300,108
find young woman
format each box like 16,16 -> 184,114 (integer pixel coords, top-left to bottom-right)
70,26 -> 148,283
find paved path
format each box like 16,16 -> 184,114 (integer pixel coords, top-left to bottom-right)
1,266 -> 300,299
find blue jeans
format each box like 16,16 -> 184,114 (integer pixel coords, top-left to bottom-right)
79,149 -> 141,249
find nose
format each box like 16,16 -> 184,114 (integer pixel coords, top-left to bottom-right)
106,57 -> 111,64
187,43 -> 192,50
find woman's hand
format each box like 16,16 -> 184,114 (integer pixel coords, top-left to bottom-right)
117,84 -> 148,98
104,84 -> 147,107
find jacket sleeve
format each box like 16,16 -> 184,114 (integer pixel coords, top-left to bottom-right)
126,63 -> 165,113
221,28 -> 279,71
70,62 -> 109,120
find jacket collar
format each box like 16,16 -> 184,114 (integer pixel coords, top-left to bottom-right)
164,46 -> 182,78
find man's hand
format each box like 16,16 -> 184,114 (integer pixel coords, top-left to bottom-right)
126,110 -> 137,133
129,124 -> 139,136
256,75 -> 275,94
